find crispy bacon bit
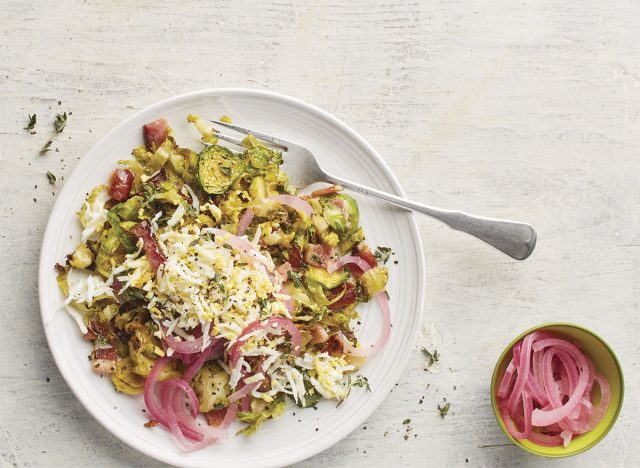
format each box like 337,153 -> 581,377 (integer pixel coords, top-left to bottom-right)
310,185 -> 343,198
108,168 -> 135,201
288,245 -> 303,270
144,419 -> 159,428
304,243 -> 334,267
204,408 -> 228,427
89,320 -> 110,340
310,324 -> 329,344
324,335 -> 345,356
94,347 -> 117,361
276,262 -> 292,281
131,220 -> 166,272
347,243 -> 377,277
327,282 -> 357,310
111,278 -> 123,295
143,118 -> 168,151
148,169 -> 167,187
82,329 -> 97,341
91,345 -> 117,374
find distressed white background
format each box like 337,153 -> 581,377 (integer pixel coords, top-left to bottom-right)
1,1 -> 638,467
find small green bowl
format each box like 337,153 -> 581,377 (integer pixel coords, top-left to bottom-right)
490,323 -> 624,457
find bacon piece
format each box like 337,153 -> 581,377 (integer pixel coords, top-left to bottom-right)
288,245 -> 303,270
108,168 -> 135,201
327,282 -> 357,310
91,345 -> 117,374
276,262 -> 292,281
324,335 -> 345,356
304,243 -> 334,267
204,407 -> 228,427
143,118 -> 168,151
111,278 -> 123,295
310,185 -> 343,198
347,243 -> 377,277
310,324 -> 329,344
148,169 -> 167,187
131,220 -> 166,272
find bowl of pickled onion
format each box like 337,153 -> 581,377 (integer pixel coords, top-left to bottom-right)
490,323 -> 624,457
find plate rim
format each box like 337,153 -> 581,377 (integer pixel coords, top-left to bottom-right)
38,88 -> 426,467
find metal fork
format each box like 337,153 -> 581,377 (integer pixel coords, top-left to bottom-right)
209,120 -> 537,260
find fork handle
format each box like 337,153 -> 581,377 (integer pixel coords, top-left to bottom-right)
326,174 -> 537,260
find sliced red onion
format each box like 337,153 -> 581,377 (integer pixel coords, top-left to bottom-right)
338,290 -> 391,357
229,317 -> 302,367
204,228 -> 273,270
532,339 -> 590,427
265,195 -> 314,217
237,208 -> 254,236
228,381 -> 260,403
328,255 -> 372,274
496,331 -> 611,448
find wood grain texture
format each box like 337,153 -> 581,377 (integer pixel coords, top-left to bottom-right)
1,1 -> 638,466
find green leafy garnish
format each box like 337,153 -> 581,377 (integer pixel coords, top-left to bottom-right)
24,114 -> 37,130
374,246 -> 393,264
107,210 -> 137,253
46,171 -> 57,184
422,347 -> 440,368
54,112 -> 67,133
288,270 -> 304,289
39,139 -> 53,154
352,375 -> 371,391
438,402 -> 450,419
402,418 -> 411,425
310,254 -> 323,265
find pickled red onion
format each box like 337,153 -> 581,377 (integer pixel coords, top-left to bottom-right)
328,255 -> 392,357
496,331 -> 610,448
229,316 -> 302,367
237,208 -> 254,236
265,195 -> 313,217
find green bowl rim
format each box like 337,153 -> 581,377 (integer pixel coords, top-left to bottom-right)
490,322 -> 625,458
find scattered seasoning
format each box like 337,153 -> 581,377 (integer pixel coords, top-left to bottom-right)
315,428 -> 319,432
438,402 -> 451,419
46,171 -> 56,184
39,139 -> 53,154
374,246 -> 393,264
33,198 -> 37,203
393,260 -> 398,265
46,377 -> 50,382
351,375 -> 371,391
24,113 -> 37,130
144,419 -> 158,428
54,112 -> 67,133
402,418 -> 411,425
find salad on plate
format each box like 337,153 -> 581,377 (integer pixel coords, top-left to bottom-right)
56,115 -> 392,450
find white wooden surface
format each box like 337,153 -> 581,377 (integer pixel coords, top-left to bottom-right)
1,1 -> 638,466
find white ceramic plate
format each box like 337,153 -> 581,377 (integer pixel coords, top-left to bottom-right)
38,89 -> 425,467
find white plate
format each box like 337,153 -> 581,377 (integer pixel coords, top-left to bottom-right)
38,89 -> 425,467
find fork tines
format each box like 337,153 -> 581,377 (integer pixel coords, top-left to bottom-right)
209,119 -> 289,151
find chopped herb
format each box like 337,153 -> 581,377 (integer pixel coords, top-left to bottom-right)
374,246 -> 393,264
46,171 -> 56,184
288,270 -> 304,288
310,254 -> 323,264
24,114 -> 37,130
351,375 -> 371,391
54,112 -> 67,133
39,139 -> 53,154
422,347 -> 440,368
438,402 -> 450,419
402,418 -> 411,425
258,298 -> 270,312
